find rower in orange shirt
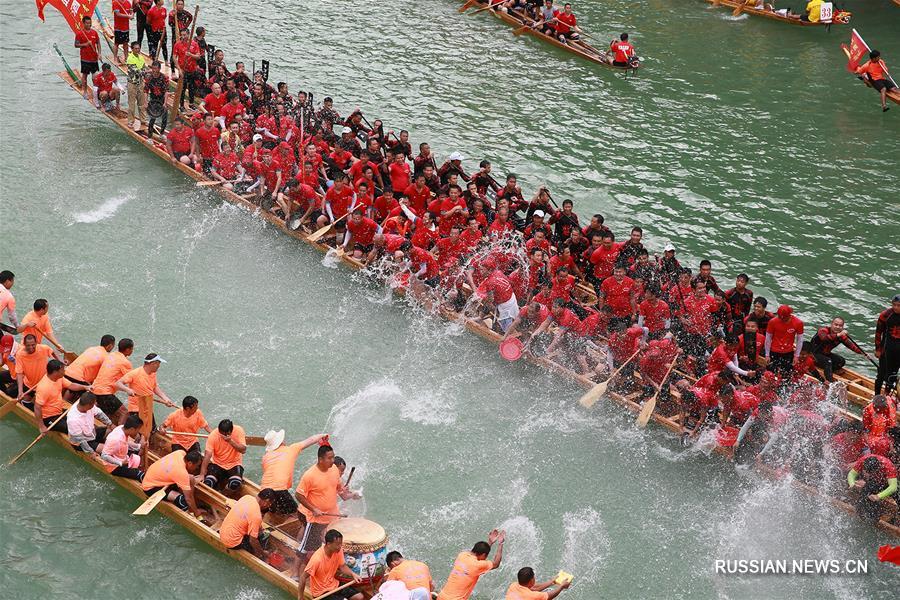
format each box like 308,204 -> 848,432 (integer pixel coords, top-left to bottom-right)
63,334 -> 115,401
294,444 -> 345,573
296,529 -> 363,600
19,299 -> 68,357
200,419 -> 248,492
855,50 -> 896,112
505,567 -> 570,600
162,395 -> 211,453
140,448 -> 204,515
91,338 -> 135,425
259,429 -> 329,519
14,334 -> 58,402
218,490 -> 275,559
33,359 -> 91,435
386,551 -> 434,599
436,530 -> 506,600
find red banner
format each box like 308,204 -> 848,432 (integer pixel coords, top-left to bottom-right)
878,545 -> 900,567
842,28 -> 870,72
36,0 -> 100,34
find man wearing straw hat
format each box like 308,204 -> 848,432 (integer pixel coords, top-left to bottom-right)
259,429 -> 328,518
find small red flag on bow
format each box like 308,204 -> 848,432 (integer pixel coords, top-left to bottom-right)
36,0 -> 100,35
841,28 -> 870,73
877,545 -> 900,567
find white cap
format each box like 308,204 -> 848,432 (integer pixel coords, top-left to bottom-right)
264,429 -> 285,452
449,151 -> 463,161
143,353 -> 167,364
252,133 -> 263,142
341,126 -> 353,134
374,581 -> 411,600
533,210 -> 545,218
664,243 -> 676,252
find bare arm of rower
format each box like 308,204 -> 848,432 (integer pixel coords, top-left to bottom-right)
490,532 -> 505,569
763,331 -> 773,359
296,571 -> 310,600
793,334 -> 803,362
153,383 -> 176,407
199,447 -> 213,480
183,481 -> 202,516
16,372 -> 25,399
299,433 -> 329,451
34,403 -> 47,433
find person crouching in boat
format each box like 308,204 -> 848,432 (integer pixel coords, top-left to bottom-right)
856,50 -> 896,113
847,454 -> 898,523
297,529 -> 364,600
342,208 -> 380,262
100,414 -> 147,481
67,393 -> 113,455
609,33 -> 637,68
218,490 -> 275,559
211,143 -> 245,192
141,448 -> 205,515
316,173 -> 356,242
165,118 -> 198,166
92,64 -> 121,113
471,265 -> 520,334
199,419 -> 248,494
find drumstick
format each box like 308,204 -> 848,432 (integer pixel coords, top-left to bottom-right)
344,466 -> 356,487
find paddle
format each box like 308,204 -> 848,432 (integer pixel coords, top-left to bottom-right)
844,333 -> 880,370
458,0 -> 477,12
637,354 -> 680,427
311,581 -> 357,600
579,349 -> 641,408
470,2 -> 501,16
195,178 -> 239,187
34,328 -> 77,363
165,430 -> 267,447
0,322 -> 16,334
307,212 -> 349,243
7,406 -> 73,465
732,2 -> 746,17
133,488 -> 167,515
0,398 -> 19,419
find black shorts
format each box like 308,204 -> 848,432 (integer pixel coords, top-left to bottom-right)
94,393 -> 124,417
72,439 -> 103,453
64,374 -> 90,387
114,30 -> 130,44
270,489 -> 298,514
81,60 -> 99,75
144,484 -> 188,510
171,441 -> 202,455
228,534 -> 256,552
354,243 -> 373,254
111,465 -> 145,481
203,462 -> 244,490
872,78 -> 897,92
612,60 -> 629,67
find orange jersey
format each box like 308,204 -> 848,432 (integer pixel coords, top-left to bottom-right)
388,559 -> 433,591
141,449 -> 191,491
304,546 -> 345,597
34,374 -> 68,419
506,582 -> 549,600
437,551 -> 494,600
296,464 -> 341,524
119,366 -> 158,412
218,494 -> 262,548
859,59 -> 888,82
92,351 -> 133,395
260,442 -> 304,490
65,345 -> 109,383
21,310 -> 52,344
14,344 -> 55,388
163,408 -> 209,449
206,425 -> 246,469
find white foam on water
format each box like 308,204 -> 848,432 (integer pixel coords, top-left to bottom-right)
71,193 -> 132,223
561,507 -> 610,589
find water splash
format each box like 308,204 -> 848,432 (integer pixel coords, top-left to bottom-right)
71,193 -> 133,223
561,507 -> 610,589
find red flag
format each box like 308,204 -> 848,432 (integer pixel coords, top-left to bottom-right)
878,545 -> 900,567
843,28 -> 871,73
36,0 -> 100,34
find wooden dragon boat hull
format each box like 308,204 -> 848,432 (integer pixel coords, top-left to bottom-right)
704,0 -> 849,26
460,1 -> 638,72
47,70 -> 899,539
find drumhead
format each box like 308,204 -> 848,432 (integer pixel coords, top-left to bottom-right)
332,517 -> 387,551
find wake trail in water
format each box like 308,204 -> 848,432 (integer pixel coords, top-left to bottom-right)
70,193 -> 133,224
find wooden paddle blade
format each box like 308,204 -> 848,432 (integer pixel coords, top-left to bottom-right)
7,433 -> 45,466
636,396 -> 656,427
195,180 -> 224,187
579,380 -> 608,408
0,400 -> 18,419
133,488 -> 167,515
732,4 -> 744,16
245,435 -> 267,447
306,223 -> 333,243
64,351 -> 79,364
458,0 -> 477,12
513,25 -> 528,36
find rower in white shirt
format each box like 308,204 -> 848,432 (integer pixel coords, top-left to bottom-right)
67,394 -> 113,455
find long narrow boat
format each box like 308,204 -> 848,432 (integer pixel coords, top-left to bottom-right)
459,1 -> 638,72
49,69 -> 900,540
704,0 -> 850,27
0,391 -> 324,598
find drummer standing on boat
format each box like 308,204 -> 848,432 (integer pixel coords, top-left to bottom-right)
294,444 -> 345,573
436,529 -> 506,600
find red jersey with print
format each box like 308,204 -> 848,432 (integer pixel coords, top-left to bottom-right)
113,0 -> 132,31
477,270 -> 514,305
93,71 -> 118,93
166,126 -> 194,154
347,217 -> 379,247
767,316 -> 804,353
325,186 -> 355,219
639,298 -> 670,333
75,30 -> 100,62
194,125 -> 221,159
600,276 -> 635,317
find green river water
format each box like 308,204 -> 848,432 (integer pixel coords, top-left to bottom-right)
1,1 -> 899,598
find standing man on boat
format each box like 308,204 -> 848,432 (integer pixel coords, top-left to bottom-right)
0,270 -> 17,329
505,567 -> 570,600
856,50 -> 897,112
125,42 -> 148,131
294,444 -> 344,576
133,0 -> 153,51
764,305 -> 804,377
259,430 -> 328,518
114,353 -> 177,441
74,15 -> 101,103
436,530 -> 505,600
91,338 -> 135,424
874,294 -> 900,395
111,0 -> 133,63
167,0 -> 193,70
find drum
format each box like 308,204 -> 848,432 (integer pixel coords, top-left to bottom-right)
332,517 -> 388,586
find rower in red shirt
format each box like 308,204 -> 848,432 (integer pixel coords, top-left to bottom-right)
551,3 -> 582,44
527,299 -> 599,376
439,186 -> 469,237
589,233 -> 622,284
600,265 -> 637,330
146,0 -> 168,61
317,174 -> 355,234
165,118 -> 196,165
638,287 -> 671,341
862,395 -> 897,439
203,83 -> 228,125
764,305 -> 804,377
504,302 -> 551,340
474,269 -> 519,333
403,174 -> 433,216
210,144 -> 243,191
680,279 -> 717,357
434,227 -> 466,279
172,29 -> 203,107
487,207 -> 515,240
707,337 -> 756,380
193,113 -> 221,174
75,15 -> 102,101
92,63 -> 121,112
219,93 -> 247,126
343,209 -> 380,260
737,319 -> 766,374
609,32 -> 635,67
459,217 -> 483,252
